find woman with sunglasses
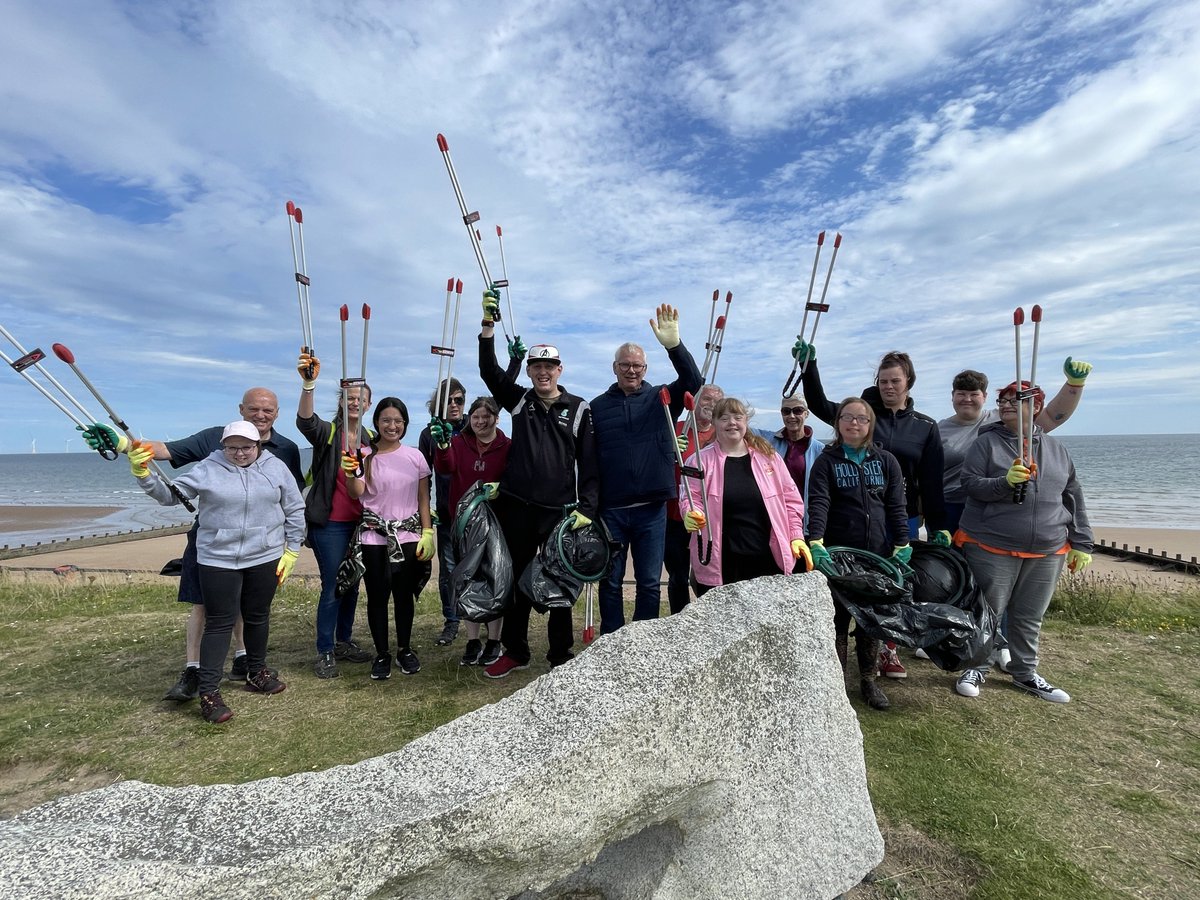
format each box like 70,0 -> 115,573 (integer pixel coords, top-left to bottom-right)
756,394 -> 825,541
805,398 -> 910,711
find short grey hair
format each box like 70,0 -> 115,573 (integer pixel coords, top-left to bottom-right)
613,342 -> 646,362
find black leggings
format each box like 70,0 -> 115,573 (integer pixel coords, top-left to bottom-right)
197,560 -> 278,694
693,549 -> 783,597
362,543 -> 421,655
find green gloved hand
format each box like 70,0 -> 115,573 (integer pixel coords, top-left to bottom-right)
684,510 -> 706,533
809,539 -> 833,568
649,304 -> 681,349
1066,549 -> 1092,573
791,339 -> 815,364
933,530 -> 953,547
568,510 -> 592,531
892,545 -> 913,565
129,441 -> 154,477
276,548 -> 299,585
1063,356 -> 1092,387
676,433 -> 689,457
483,482 -> 500,500
429,417 -> 451,449
507,336 -> 527,362
80,423 -> 130,454
1006,461 -> 1032,487
482,289 -> 500,323
791,538 -> 813,572
416,527 -> 436,561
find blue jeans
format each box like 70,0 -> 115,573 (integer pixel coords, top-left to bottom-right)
436,524 -> 459,625
309,519 -> 361,654
598,503 -> 667,634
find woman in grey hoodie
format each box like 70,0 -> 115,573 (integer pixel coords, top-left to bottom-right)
132,421 -> 306,724
953,382 -> 1093,704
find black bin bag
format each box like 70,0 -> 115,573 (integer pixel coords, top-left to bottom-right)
519,513 -> 614,613
825,543 -> 994,671
451,482 -> 514,623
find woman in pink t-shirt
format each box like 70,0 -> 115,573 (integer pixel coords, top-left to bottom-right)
346,397 -> 434,680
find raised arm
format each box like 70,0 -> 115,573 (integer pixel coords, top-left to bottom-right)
1035,357 -> 1091,432
799,357 -> 838,426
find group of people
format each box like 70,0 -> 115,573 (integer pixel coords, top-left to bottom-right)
80,292 -> 1095,724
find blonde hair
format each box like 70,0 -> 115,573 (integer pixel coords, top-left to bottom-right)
711,398 -> 775,456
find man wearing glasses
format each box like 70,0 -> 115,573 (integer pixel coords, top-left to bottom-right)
590,305 -> 702,633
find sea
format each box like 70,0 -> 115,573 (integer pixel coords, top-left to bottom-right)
0,435 -> 1197,550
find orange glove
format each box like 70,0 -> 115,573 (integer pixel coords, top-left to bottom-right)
684,510 -> 706,533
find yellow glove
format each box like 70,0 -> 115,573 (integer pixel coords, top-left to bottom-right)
341,452 -> 361,478
1063,356 -> 1092,387
482,290 -> 500,323
276,548 -> 299,585
1066,549 -> 1092,573
483,481 -> 500,500
1006,461 -> 1032,486
298,350 -> 320,389
791,538 -> 813,572
676,433 -> 689,456
416,527 -> 436,561
568,510 -> 592,531
683,510 -> 706,533
129,441 -> 154,478
649,303 -> 681,349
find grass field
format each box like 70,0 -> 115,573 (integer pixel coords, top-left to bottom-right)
0,569 -> 1197,898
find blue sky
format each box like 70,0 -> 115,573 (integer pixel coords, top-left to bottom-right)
2,0 -> 1198,456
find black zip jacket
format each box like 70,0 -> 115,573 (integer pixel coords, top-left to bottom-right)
479,335 -> 599,518
805,443 -> 908,556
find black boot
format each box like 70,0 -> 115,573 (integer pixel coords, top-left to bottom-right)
860,676 -> 890,710
835,635 -> 848,673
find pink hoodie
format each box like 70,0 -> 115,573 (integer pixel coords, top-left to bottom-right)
683,442 -> 806,587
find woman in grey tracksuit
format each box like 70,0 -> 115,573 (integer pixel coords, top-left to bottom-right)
953,382 -> 1093,704
137,422 -> 305,723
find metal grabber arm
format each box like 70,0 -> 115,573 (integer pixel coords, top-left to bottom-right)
430,278 -> 465,420
340,304 -> 370,477
782,231 -> 841,396
285,201 -> 316,377
680,390 -> 714,566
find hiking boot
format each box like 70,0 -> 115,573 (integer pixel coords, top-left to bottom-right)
878,645 -> 907,679
484,654 -> 530,680
397,648 -> 421,675
1013,673 -> 1071,704
244,668 -> 286,694
228,654 -> 249,681
480,639 -> 503,667
371,654 -> 392,680
860,678 -> 890,710
334,640 -> 373,663
956,668 -> 985,698
460,639 -> 483,666
200,691 -> 233,724
163,666 -> 200,702
314,651 -> 340,679
434,621 -> 459,646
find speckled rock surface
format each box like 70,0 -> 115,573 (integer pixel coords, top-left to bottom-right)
0,573 -> 882,899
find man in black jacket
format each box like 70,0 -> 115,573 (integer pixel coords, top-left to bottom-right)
590,305 -> 701,633
477,295 -> 600,678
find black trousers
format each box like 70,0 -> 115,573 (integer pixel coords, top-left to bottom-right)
362,543 -> 421,656
662,516 -> 692,614
693,548 -> 782,597
197,560 -> 278,694
493,494 -> 574,666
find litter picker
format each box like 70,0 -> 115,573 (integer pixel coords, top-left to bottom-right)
782,231 -> 842,396
340,303 -> 370,476
434,133 -> 516,344
494,225 -> 518,334
1011,305 -> 1042,504
698,290 -> 732,383
430,278 -> 465,419
582,583 -> 596,645
677,390 -> 714,565
285,201 -> 316,378
50,343 -> 195,511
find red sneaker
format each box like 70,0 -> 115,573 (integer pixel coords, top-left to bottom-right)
484,654 -> 530,680
878,646 -> 907,679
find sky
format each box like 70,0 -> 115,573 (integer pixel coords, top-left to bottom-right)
2,0 -> 1198,456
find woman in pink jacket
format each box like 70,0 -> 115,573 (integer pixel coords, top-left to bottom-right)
683,398 -> 812,593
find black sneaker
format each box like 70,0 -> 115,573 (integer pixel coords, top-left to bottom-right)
480,640 -> 503,667
163,666 -> 200,702
434,621 -> 459,646
334,640 -> 372,663
314,651 -> 340,679
460,639 -> 483,666
199,691 -> 233,724
397,648 -> 421,675
228,655 -> 249,681
549,652 -> 575,670
244,668 -> 286,694
371,654 -> 392,680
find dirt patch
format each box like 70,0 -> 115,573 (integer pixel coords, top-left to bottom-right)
847,820 -> 980,899
0,761 -> 117,820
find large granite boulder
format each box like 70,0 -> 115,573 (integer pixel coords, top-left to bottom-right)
0,573 -> 883,898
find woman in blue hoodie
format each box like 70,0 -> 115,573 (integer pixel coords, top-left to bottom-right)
132,421 -> 306,724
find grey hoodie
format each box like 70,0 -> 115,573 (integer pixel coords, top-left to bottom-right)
960,421 -> 1093,555
139,448 -> 306,569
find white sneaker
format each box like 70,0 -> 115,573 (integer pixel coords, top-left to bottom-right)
1013,673 -> 1070,704
993,647 -> 1012,672
956,668 -> 985,697
914,647 -> 930,660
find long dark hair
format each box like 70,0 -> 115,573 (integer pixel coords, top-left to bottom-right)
362,397 -> 409,486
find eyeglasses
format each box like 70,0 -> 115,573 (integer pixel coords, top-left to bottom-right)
838,414 -> 870,425
616,362 -> 647,372
447,395 -> 465,405
997,397 -> 1022,407
224,444 -> 258,455
781,406 -> 808,416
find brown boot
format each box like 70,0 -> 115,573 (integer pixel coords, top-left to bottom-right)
860,677 -> 890,710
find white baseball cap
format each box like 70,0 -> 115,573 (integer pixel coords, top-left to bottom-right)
222,420 -> 261,443
527,344 -> 561,364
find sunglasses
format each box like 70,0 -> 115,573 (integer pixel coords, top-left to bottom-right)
780,406 -> 808,416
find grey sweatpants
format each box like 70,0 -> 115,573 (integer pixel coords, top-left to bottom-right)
962,543 -> 1066,680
